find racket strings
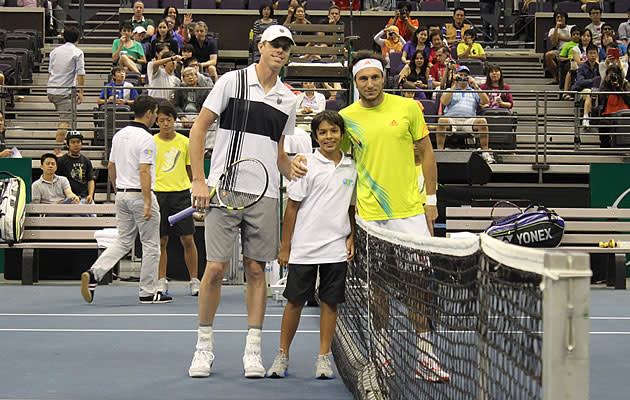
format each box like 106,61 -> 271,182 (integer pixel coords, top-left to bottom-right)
217,159 -> 268,209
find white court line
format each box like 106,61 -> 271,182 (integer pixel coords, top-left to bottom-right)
0,313 -> 319,318
0,328 -> 319,333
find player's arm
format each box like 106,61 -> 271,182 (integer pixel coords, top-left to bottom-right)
278,198 -> 301,268
108,161 -> 117,190
190,107 -> 217,209
414,136 -> 438,230
277,135 -> 294,180
139,163 -> 152,220
87,180 -> 95,204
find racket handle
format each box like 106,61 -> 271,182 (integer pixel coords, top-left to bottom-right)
168,206 -> 195,225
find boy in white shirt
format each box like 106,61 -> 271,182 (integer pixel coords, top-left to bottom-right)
266,110 -> 357,380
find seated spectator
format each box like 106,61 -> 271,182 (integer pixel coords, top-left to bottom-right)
147,49 -> 181,101
582,0 -> 601,12
618,7 -> 630,46
32,153 -> 80,204
428,30 -> 445,65
398,50 -> 430,99
572,44 -> 600,128
402,26 -> 430,65
480,64 -> 513,109
98,66 -> 139,106
365,0 -> 396,12
148,19 -> 179,61
112,22 -> 146,73
284,3 -> 311,26
184,57 -> 214,88
373,26 -> 405,59
599,29 -> 628,66
174,67 -> 211,128
457,29 -> 486,61
57,131 -> 95,204
183,21 -> 218,81
544,11 -> 573,85
599,42 -> 628,79
0,111 -> 16,158
130,1 -> 155,37
558,26 -> 582,98
162,7 -> 184,48
429,46 -> 451,90
133,26 -> 151,56
437,66 -> 492,161
253,2 -> 278,41
323,5 -> 343,26
597,65 -> 630,147
296,82 -> 326,114
585,5 -> 604,47
562,28 -> 593,98
442,7 -> 472,46
386,2 -> 419,42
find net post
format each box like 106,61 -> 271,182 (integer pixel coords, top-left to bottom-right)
542,252 -> 591,400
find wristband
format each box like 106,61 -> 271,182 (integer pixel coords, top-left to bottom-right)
425,194 -> 437,206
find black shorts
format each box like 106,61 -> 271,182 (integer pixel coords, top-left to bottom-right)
155,190 -> 195,237
283,261 -> 347,305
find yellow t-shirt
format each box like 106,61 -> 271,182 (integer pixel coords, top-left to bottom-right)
457,42 -> 485,58
153,133 -> 191,192
340,93 -> 429,221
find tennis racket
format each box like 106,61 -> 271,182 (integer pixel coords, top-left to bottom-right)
168,158 -> 269,225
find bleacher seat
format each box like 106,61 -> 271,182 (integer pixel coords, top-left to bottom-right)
93,104 -> 133,146
609,109 -> 630,147
557,1 -> 580,13
616,0 -> 630,13
221,0 -> 247,9
277,0 -> 289,9
2,48 -> 33,82
5,32 -> 39,64
543,1 -> 553,11
5,0 -> 18,6
479,107 -> 517,150
248,0 -> 266,9
419,98 -> 438,124
0,53 -> 22,86
388,52 -> 404,77
0,63 -> 15,85
162,0 -> 186,8
307,0 -> 332,10
396,1 -> 417,11
458,59 -> 485,76
189,0 -> 217,8
0,29 -> 6,50
141,0 -> 159,7
420,1 -> 445,11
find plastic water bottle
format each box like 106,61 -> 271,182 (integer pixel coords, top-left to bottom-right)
249,29 -> 254,40
428,76 -> 433,90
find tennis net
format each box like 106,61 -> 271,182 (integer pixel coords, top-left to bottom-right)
332,216 -> 591,400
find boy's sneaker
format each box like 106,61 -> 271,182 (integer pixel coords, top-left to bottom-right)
157,278 -> 168,295
139,292 -> 173,304
80,269 -> 97,303
266,352 -> 289,378
583,117 -> 590,128
189,349 -> 214,377
315,353 -> 335,379
416,352 -> 450,382
190,278 -> 200,296
243,348 -> 266,378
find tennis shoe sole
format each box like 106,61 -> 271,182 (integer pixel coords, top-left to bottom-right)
80,271 -> 93,303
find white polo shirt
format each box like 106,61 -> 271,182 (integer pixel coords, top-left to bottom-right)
287,150 -> 357,264
202,63 -> 297,199
110,121 -> 157,190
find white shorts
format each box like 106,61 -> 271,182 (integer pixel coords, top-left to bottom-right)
363,213 -> 431,237
441,117 -> 477,133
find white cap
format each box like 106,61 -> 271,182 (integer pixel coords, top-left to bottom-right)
260,25 -> 295,45
133,26 -> 146,34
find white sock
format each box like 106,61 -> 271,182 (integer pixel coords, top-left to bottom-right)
583,113 -> 589,119
196,326 -> 213,351
246,328 -> 262,351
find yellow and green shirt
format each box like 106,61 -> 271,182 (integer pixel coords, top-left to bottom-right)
154,133 -> 191,192
340,93 -> 430,221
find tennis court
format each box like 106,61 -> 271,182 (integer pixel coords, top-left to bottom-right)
0,246 -> 629,399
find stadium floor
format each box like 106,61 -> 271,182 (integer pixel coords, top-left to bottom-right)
0,281 -> 627,400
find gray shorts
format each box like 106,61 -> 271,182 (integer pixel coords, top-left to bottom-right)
48,94 -> 72,121
204,193 -> 279,263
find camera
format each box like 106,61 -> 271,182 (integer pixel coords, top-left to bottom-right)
610,73 -> 619,83
455,76 -> 467,82
448,59 -> 456,66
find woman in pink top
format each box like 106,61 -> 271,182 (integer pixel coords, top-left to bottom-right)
480,64 -> 513,109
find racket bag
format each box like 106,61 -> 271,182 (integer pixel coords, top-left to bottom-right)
0,171 -> 27,244
484,203 -> 565,248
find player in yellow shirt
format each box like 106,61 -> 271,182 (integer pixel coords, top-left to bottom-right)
154,102 -> 200,296
292,50 -> 447,382
456,29 -> 487,61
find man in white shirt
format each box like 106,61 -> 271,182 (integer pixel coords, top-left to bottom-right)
544,11 -> 574,85
46,26 -> 85,151
187,25 -> 297,379
80,95 -> 172,305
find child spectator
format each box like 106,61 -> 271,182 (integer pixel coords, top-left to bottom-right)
56,131 -> 95,204
133,26 -> 151,55
32,153 -> 80,204
112,22 -> 146,73
585,5 -> 604,47
402,26 -> 430,66
98,66 -> 139,106
457,29 -> 486,60
296,81 -> 326,114
148,19 -> 179,61
266,110 -> 356,380
147,49 -> 181,101
480,64 -> 513,109
373,26 -> 405,59
544,11 -> 574,85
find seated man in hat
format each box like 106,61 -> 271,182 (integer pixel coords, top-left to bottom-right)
436,65 -> 493,163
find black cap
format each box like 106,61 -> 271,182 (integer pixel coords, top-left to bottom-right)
65,130 -> 83,144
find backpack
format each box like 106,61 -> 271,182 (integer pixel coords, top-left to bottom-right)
0,171 -> 27,244
484,202 -> 565,248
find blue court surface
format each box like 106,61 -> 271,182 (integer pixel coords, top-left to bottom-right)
0,282 -> 628,400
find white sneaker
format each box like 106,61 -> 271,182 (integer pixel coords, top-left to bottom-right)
189,349 -> 214,377
190,278 -> 200,296
416,351 -> 450,382
157,278 -> 168,295
481,151 -> 495,164
266,351 -> 289,378
583,117 -> 590,128
315,353 -> 335,379
243,348 -> 266,378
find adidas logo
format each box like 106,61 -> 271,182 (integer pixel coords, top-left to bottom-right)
390,120 -> 398,126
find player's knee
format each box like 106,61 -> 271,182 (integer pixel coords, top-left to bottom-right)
244,264 -> 265,283
204,262 -> 226,284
